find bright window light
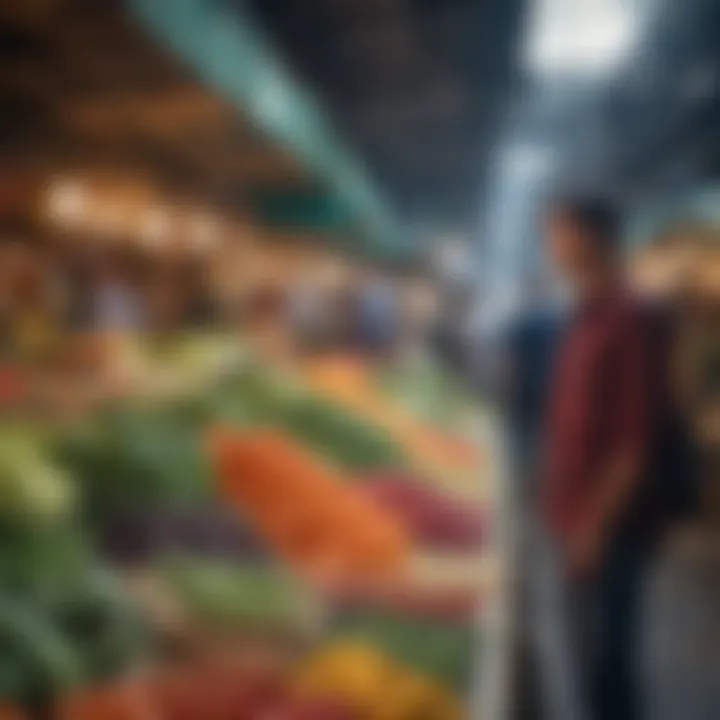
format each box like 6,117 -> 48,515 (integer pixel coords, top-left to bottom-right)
502,144 -> 555,178
524,0 -> 641,77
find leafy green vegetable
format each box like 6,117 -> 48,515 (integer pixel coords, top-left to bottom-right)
0,593 -> 82,705
56,404 -> 211,520
0,524 -> 148,707
377,357 -> 472,429
189,364 -> 405,472
50,566 -> 149,683
280,395 -> 405,472
0,427 -> 75,524
158,557 -> 317,630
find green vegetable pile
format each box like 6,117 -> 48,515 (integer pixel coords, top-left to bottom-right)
333,609 -> 476,692
0,530 -> 145,707
280,395 -> 405,472
0,426 -> 149,710
208,364 -> 406,472
157,557 -> 318,633
55,403 -> 212,523
0,428 -> 75,525
377,357 -> 472,430
0,349 -> 418,710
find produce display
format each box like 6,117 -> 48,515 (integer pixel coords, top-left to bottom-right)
157,558 -> 319,631
0,428 -> 75,524
206,364 -> 407,473
0,524 -> 147,713
300,356 -> 481,480
98,504 -> 270,565
330,610 -> 475,691
361,471 -> 485,551
210,428 -> 409,578
377,357 -> 471,431
0,337 -> 491,718
296,641 -> 464,720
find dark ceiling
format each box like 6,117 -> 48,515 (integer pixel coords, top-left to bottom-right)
0,0 -> 313,223
245,0 -> 527,233
612,0 -> 720,195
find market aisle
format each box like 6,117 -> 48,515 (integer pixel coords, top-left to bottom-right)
643,526 -> 720,720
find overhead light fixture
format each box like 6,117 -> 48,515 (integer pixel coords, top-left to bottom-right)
190,211 -> 219,251
524,0 -> 641,77
140,208 -> 170,249
46,178 -> 85,224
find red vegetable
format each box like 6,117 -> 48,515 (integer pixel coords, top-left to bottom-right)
0,365 -> 27,406
55,679 -> 158,720
151,660 -> 289,720
362,472 -> 485,550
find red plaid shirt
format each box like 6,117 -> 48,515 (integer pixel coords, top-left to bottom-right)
542,292 -> 654,541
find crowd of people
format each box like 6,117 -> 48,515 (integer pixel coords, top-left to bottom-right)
0,241 -> 205,359
0,236 -> 424,372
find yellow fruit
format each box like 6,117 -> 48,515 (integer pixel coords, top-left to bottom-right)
296,642 -> 397,712
373,674 -> 464,720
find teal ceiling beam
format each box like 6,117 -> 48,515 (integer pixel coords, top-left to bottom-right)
128,0 -> 408,258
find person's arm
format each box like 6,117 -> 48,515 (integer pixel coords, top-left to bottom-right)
570,313 -> 653,576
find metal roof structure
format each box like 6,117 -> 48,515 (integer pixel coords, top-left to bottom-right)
245,0 -> 527,235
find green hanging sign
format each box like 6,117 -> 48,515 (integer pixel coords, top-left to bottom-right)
128,0 -> 408,258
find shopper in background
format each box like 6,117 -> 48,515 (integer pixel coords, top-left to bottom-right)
0,241 -> 64,364
287,276 -> 329,353
534,196 -> 660,720
503,276 -> 564,493
638,225 -> 718,720
630,227 -> 703,525
432,283 -> 478,381
355,266 -> 399,357
501,275 -> 564,719
89,249 -> 146,333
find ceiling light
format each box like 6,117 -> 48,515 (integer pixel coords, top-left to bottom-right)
190,211 -> 219,251
46,178 -> 85,224
524,0 -> 641,77
140,208 -> 170,248
502,144 -> 555,178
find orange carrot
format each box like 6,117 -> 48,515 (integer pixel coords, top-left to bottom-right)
208,428 -> 410,578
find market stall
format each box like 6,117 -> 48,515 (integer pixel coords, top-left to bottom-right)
0,325 -> 502,719
0,2 -> 509,717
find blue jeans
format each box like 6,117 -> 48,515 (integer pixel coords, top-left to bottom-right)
532,523 -> 650,720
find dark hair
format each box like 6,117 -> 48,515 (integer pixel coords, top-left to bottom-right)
551,194 -> 623,253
